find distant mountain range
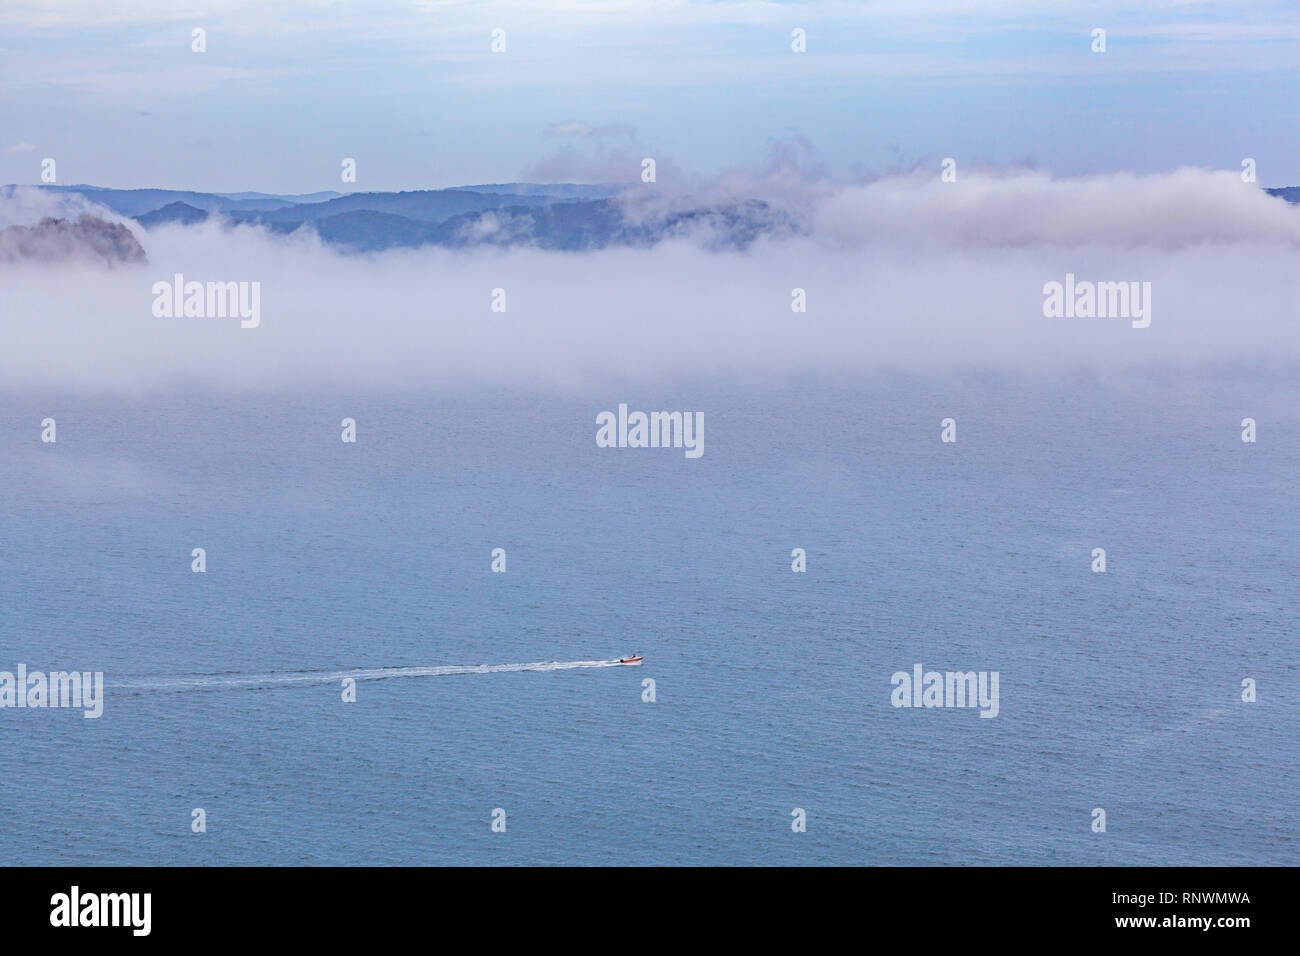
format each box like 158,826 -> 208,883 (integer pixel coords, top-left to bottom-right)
1,182 -> 1297,263
6,182 -> 799,253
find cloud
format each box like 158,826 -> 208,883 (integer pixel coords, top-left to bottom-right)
518,146 -> 644,185
453,209 -> 536,244
0,185 -> 135,228
810,167 -> 1300,249
8,142 -> 36,153
544,122 -> 637,141
0,168 -> 1295,393
523,122 -> 656,184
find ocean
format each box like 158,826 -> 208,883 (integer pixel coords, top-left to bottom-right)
1,373 -> 1295,865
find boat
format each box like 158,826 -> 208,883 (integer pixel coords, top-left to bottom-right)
619,655 -> 644,665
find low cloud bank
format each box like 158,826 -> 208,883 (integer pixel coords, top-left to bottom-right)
1,168 -> 1296,391
808,167 -> 1300,249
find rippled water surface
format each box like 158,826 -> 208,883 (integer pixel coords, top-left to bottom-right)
1,376 -> 1295,865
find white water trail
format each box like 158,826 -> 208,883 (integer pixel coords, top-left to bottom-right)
111,659 -> 632,693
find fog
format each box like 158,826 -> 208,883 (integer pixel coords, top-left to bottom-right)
1,168 -> 1296,392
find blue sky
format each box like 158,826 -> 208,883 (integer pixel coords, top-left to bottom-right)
2,0 -> 1297,192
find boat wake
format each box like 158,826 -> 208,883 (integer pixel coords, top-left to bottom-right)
111,659 -> 632,693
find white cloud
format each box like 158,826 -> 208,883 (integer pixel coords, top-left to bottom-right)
0,168 -> 1295,393
811,167 -> 1300,248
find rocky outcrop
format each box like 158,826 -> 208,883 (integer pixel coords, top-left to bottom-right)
0,214 -> 147,265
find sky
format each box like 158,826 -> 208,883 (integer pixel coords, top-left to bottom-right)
1,0 -> 1297,192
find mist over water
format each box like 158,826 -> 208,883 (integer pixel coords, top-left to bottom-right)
2,168 -> 1297,391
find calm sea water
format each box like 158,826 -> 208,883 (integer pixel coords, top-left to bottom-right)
1,374 -> 1296,865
